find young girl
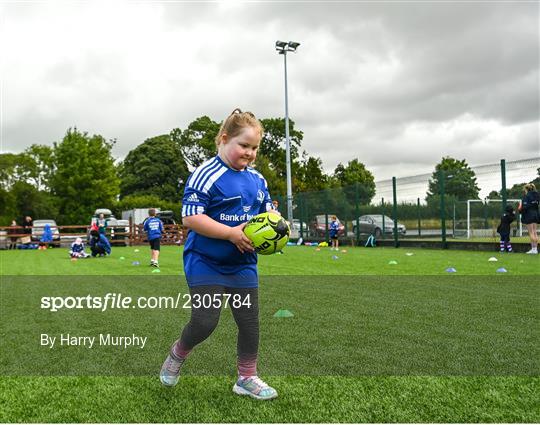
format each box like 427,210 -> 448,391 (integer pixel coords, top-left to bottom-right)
329,215 -> 340,251
160,109 -> 277,400
69,237 -> 90,258
519,183 -> 539,254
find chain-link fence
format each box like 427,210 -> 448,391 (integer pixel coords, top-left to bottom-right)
274,157 -> 539,247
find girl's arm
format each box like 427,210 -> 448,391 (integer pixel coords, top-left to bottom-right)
182,214 -> 254,254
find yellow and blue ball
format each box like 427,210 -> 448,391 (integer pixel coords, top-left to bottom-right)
244,212 -> 290,255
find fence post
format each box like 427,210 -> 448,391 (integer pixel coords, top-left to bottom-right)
381,198 -> 385,240
500,159 -> 507,213
128,216 -> 133,247
452,201 -> 456,239
298,193 -> 304,240
324,213 -> 329,244
392,177 -> 399,248
417,197 -> 421,237
483,200 -> 488,229
355,183 -> 360,245
439,170 -> 447,249
324,189 -> 330,243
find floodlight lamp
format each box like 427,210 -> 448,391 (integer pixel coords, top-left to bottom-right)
276,40 -> 287,49
287,41 -> 300,51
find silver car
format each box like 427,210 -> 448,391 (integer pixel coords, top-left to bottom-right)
352,215 -> 406,238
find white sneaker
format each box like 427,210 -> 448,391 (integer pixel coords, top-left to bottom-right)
525,248 -> 538,254
160,353 -> 184,386
233,376 -> 278,400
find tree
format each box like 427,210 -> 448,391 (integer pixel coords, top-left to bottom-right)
11,181 -> 59,221
333,158 -> 376,205
50,128 -> 120,224
258,118 -> 303,186
170,116 -> 219,168
119,134 -> 189,202
505,167 -> 540,199
487,190 -> 500,200
294,155 -> 330,193
0,153 -> 21,190
426,157 -> 480,201
20,144 -> 55,191
0,188 -> 17,225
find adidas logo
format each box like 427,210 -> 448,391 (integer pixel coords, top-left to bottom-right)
187,193 -> 199,203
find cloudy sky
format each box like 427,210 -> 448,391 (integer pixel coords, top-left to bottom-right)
1,1 -> 538,183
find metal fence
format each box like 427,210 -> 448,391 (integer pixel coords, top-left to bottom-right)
274,157 -> 539,248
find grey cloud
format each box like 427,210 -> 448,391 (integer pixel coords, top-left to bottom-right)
2,1 -> 538,182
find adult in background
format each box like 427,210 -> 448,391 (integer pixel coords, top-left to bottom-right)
89,229 -> 112,257
91,213 -> 108,236
519,183 -> 539,254
21,216 -> 33,247
8,219 -> 18,250
22,216 -> 33,234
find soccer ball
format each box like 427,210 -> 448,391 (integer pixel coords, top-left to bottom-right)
244,212 -> 290,255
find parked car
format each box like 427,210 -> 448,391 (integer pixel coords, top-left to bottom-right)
352,215 -> 406,238
112,219 -> 130,246
292,219 -> 308,232
31,219 -> 61,246
156,210 -> 176,226
289,219 -> 308,239
309,215 -> 345,237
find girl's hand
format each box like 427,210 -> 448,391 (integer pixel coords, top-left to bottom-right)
227,223 -> 255,254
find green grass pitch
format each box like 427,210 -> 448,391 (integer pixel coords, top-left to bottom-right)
0,245 -> 538,423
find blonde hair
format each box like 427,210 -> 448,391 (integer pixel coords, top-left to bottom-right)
215,108 -> 263,146
524,183 -> 537,193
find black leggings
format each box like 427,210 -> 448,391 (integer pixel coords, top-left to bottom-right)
179,285 -> 259,357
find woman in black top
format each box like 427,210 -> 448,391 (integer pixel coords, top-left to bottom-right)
519,183 -> 539,254
22,216 -> 33,234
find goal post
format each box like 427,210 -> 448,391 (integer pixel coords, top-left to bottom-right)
466,199 -> 522,239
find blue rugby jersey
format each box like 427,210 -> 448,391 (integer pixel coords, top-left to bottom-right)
330,220 -> 339,237
181,155 -> 273,287
70,242 -> 85,253
144,216 -> 164,241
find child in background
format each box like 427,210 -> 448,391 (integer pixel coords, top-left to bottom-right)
496,205 -> 515,253
144,208 -> 164,268
69,237 -> 90,258
329,215 -> 340,251
160,109 -> 277,400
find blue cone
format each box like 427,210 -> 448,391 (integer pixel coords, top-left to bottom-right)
446,267 -> 457,273
496,267 -> 507,273
132,261 -> 140,266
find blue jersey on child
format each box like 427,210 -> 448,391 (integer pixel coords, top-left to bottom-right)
71,242 -> 85,253
144,217 -> 164,241
330,220 -> 339,238
182,155 -> 273,288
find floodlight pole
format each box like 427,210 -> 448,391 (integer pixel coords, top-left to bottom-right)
276,40 -> 300,226
283,52 -> 293,225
